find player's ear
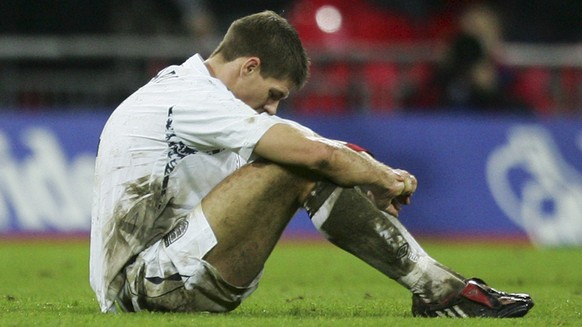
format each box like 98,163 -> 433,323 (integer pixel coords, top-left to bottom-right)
241,57 -> 261,77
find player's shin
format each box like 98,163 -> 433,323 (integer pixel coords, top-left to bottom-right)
303,182 -> 465,304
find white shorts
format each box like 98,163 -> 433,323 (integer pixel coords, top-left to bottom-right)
115,205 -> 262,312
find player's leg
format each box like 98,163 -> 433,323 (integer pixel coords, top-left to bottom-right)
199,161 -> 464,300
201,161 -> 464,300
118,159 -> 532,316
200,160 -> 315,287
304,181 -> 534,317
117,160 -> 315,312
304,181 -> 465,302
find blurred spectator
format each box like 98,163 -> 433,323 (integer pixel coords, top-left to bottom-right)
1,0 -> 577,114
405,3 -> 531,114
285,0 -> 460,113
108,0 -> 223,57
288,0 -> 457,47
176,0 -> 219,39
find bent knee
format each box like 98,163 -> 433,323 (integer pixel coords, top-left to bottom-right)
246,160 -> 317,204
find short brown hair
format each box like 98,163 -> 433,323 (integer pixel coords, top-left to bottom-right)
210,11 -> 310,90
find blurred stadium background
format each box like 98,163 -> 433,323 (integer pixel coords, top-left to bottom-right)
0,0 -> 581,247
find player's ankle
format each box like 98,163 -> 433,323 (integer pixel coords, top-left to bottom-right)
399,257 -> 466,304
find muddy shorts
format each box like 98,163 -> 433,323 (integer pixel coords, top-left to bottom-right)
115,205 -> 261,312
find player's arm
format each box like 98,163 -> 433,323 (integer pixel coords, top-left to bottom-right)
253,123 -> 416,215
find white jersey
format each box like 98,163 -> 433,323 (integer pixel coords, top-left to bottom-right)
90,54 -> 290,312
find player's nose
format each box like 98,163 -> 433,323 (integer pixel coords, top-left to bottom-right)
263,100 -> 279,115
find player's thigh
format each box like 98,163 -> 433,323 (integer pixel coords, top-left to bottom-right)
118,205 -> 260,312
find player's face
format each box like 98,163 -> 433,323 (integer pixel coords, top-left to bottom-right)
230,57 -> 293,115
235,74 -> 292,115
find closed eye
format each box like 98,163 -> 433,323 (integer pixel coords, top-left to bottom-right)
270,90 -> 287,102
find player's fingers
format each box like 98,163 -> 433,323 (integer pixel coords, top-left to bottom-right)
392,169 -> 405,180
386,203 -> 400,217
394,169 -> 416,195
410,174 -> 418,191
403,175 -> 417,194
396,194 -> 411,205
393,200 -> 402,211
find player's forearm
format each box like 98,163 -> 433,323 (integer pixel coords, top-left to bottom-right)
314,142 -> 395,189
313,142 -> 413,215
255,123 -> 399,191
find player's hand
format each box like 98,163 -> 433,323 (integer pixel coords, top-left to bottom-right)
366,168 -> 417,217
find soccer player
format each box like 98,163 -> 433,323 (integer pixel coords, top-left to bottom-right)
90,10 -> 533,317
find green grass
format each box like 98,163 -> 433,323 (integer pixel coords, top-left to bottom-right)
0,238 -> 581,326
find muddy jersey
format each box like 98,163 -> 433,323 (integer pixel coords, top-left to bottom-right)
90,54 -> 288,312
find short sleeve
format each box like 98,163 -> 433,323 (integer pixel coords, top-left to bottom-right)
171,87 -> 282,161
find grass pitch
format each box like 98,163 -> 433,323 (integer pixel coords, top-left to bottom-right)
0,237 -> 580,326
